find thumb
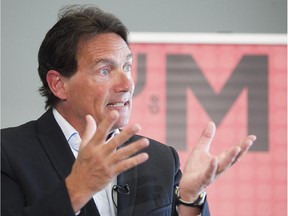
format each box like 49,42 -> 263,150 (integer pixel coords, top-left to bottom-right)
80,115 -> 97,150
195,121 -> 216,152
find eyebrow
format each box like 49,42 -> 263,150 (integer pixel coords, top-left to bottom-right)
94,53 -> 133,65
127,53 -> 133,60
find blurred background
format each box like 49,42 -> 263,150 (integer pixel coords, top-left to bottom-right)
1,0 -> 286,127
1,0 -> 287,215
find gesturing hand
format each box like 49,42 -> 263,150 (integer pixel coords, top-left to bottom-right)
65,111 -> 149,212
178,121 -> 256,202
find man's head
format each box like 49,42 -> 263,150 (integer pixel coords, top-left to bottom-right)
38,5 -> 134,134
38,5 -> 129,108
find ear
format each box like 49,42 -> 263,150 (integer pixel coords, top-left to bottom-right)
46,70 -> 67,100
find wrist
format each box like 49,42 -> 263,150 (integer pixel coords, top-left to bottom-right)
175,186 -> 206,208
177,186 -> 199,202
65,177 -> 90,213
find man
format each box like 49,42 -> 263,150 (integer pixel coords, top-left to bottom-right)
1,5 -> 256,216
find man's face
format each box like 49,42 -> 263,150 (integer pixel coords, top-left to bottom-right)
61,33 -> 134,132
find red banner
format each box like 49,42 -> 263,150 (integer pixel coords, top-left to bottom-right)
128,36 -> 287,216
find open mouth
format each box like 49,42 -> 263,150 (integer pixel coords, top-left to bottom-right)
107,101 -> 129,107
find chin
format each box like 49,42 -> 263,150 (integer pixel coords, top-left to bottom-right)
115,117 -> 130,129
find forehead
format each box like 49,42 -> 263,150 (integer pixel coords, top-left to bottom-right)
77,33 -> 131,62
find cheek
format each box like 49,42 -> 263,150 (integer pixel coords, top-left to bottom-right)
131,81 -> 135,94
88,82 -> 110,110
66,77 -> 111,117
79,78 -> 104,97
68,79 -> 104,106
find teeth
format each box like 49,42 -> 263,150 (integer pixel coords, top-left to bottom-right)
108,102 -> 125,107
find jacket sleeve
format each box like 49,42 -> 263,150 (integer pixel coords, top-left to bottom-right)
1,147 -> 76,216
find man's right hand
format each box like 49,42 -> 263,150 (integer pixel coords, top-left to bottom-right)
65,110 -> 149,213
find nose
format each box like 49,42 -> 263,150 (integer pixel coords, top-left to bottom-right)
114,71 -> 134,93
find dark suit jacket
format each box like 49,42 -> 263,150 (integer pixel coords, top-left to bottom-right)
1,109 -> 210,216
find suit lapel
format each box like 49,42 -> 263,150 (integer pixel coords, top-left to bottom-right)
37,109 -> 75,179
36,109 -> 100,216
117,139 -> 138,216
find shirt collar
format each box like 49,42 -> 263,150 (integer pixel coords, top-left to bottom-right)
52,108 -> 78,142
52,108 -> 120,142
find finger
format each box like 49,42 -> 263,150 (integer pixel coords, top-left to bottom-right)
217,135 -> 257,172
195,121 -> 216,152
105,124 -> 142,152
113,152 -> 149,175
231,135 -> 256,165
249,135 -> 257,142
217,146 -> 241,174
80,115 -> 97,150
111,138 -> 149,163
90,110 -> 119,145
202,157 -> 218,186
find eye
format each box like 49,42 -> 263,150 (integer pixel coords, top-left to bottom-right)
123,64 -> 132,73
99,67 -> 110,76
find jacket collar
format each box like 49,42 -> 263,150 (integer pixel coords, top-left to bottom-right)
36,109 -> 100,216
37,108 -> 75,179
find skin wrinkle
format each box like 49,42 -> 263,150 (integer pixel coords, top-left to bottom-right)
55,33 -> 134,137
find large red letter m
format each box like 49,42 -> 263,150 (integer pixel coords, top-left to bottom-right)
167,55 -> 268,151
